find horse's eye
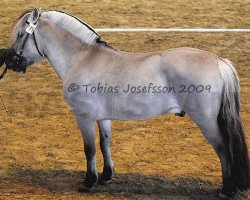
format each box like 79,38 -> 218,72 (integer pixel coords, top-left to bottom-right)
18,33 -> 24,39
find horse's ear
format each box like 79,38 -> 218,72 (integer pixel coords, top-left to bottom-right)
27,8 -> 42,24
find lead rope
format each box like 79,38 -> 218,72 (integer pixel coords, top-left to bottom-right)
0,49 -> 9,80
0,21 -> 43,80
0,67 -> 7,80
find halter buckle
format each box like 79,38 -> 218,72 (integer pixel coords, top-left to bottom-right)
25,23 -> 37,34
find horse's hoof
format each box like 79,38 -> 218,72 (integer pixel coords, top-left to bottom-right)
78,186 -> 94,193
78,180 -> 96,193
80,173 -> 98,192
219,192 -> 233,200
98,177 -> 113,185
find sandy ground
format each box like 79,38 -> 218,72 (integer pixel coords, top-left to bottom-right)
0,0 -> 249,199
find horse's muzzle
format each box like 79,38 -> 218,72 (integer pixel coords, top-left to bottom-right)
0,48 -> 9,67
5,49 -> 27,73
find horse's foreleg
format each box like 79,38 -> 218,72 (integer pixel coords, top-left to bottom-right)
75,115 -> 98,191
97,120 -> 114,184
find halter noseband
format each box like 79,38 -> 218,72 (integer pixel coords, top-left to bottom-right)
0,16 -> 44,80
10,20 -> 44,74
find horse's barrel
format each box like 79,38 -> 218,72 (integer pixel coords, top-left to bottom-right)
0,48 -> 9,67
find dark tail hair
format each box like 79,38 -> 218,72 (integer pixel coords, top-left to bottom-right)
217,59 -> 249,190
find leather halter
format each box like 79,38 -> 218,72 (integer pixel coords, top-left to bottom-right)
0,67 -> 7,80
14,21 -> 44,72
0,20 -> 44,79
21,21 -> 44,57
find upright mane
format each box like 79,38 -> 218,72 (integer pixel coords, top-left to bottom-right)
42,11 -> 101,44
12,9 -> 113,48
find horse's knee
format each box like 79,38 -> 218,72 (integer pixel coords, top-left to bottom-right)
98,120 -> 113,166
84,143 -> 96,160
100,135 -> 110,150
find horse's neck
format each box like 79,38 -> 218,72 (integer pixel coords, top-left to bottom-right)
41,24 -> 92,80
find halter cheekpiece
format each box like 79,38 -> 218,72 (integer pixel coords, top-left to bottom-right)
11,20 -> 44,74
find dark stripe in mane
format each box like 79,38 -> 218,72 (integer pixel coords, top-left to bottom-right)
51,10 -> 100,37
96,38 -> 117,51
51,10 -> 116,51
14,9 -> 116,51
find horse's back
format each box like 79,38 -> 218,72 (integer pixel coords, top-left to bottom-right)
160,47 -> 220,72
64,46 -> 225,120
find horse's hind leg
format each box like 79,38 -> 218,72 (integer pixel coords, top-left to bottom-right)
97,120 -> 114,184
191,117 -> 234,197
75,115 -> 98,191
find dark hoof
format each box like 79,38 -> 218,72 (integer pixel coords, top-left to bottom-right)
219,192 -> 233,200
220,185 -> 236,199
99,166 -> 114,185
80,172 -> 98,192
98,176 -> 113,185
78,186 -> 94,193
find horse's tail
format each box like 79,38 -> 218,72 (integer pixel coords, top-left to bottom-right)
217,58 -> 249,190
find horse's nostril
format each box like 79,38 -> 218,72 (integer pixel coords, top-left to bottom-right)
5,57 -> 16,68
6,61 -> 13,69
14,56 -> 19,63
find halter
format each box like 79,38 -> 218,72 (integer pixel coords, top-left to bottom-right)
13,20 -> 44,73
0,67 -> 7,80
1,20 -> 44,78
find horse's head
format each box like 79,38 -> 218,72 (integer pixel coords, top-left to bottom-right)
5,8 -> 44,73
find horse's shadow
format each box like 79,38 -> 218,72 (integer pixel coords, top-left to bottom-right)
5,165 -> 221,199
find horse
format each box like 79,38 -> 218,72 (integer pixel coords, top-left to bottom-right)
5,8 -> 249,198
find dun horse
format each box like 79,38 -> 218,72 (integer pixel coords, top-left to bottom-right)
5,8 -> 249,198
